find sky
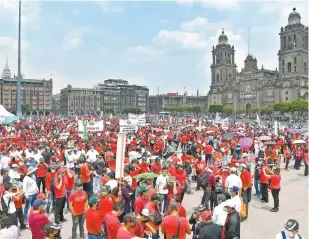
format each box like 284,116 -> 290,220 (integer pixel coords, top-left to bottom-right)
0,0 -> 308,96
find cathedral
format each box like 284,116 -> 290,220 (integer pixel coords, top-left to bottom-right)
207,8 -> 308,113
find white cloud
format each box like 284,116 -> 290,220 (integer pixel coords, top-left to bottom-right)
95,1 -> 124,13
63,27 -> 88,50
64,38 -> 82,50
176,0 -> 240,11
181,17 -> 232,33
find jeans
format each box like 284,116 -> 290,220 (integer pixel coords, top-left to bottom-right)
201,188 -> 212,210
66,189 -> 73,210
151,231 -> 160,239
205,154 -> 212,165
8,212 -> 17,226
72,214 -> 85,238
271,189 -> 280,209
241,188 -> 251,218
223,155 -> 228,166
83,181 -> 93,199
47,193 -> 55,214
294,159 -> 302,169
36,177 -> 46,193
93,176 -> 102,195
260,183 -> 269,202
159,193 -> 168,214
254,179 -> 261,196
16,208 -> 26,227
54,196 -> 66,224
24,193 -> 37,221
285,157 -> 290,170
305,164 -> 308,176
88,233 -> 103,239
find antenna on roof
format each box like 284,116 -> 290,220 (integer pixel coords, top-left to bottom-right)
248,27 -> 251,56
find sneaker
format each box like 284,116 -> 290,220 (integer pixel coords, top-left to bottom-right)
270,208 -> 278,212
20,225 -> 28,230
60,218 -> 68,222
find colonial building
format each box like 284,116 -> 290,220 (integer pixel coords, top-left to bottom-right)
207,8 -> 308,112
60,79 -> 149,114
0,61 -> 53,115
149,91 -> 208,112
52,94 -> 61,113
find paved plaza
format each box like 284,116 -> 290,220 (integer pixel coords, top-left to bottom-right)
20,158 -> 308,239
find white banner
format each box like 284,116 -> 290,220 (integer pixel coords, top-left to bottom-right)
119,119 -> 138,133
256,113 -> 261,126
115,133 -> 126,179
0,117 -> 5,124
274,120 -> 278,136
128,114 -> 146,126
78,120 -> 104,132
221,117 -> 229,128
215,112 -> 221,123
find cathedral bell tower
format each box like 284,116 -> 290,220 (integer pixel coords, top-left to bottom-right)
210,29 -> 237,84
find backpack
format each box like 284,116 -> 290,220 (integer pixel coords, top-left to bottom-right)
197,170 -> 209,189
0,192 -> 11,215
153,206 -> 162,225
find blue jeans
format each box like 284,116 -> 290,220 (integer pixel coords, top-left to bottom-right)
254,179 -> 261,196
159,194 -> 168,214
47,193 -> 55,214
24,194 -> 37,221
66,189 -> 73,210
88,232 -> 102,239
93,176 -> 102,195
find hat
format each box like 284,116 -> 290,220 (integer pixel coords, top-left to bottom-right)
101,186 -> 109,192
201,210 -> 212,220
231,186 -> 239,193
217,194 -> 226,203
89,196 -> 100,205
140,186 -> 149,193
11,164 -> 18,168
242,153 -> 248,158
32,199 -> 47,209
239,164 -> 247,168
230,167 -> 237,173
141,208 -> 152,218
151,193 -> 160,201
124,213 -> 138,224
123,176 -> 131,182
216,182 -> 222,187
224,199 -> 235,208
26,167 -> 38,175
44,223 -> 61,235
74,181 -> 83,187
284,219 -> 299,231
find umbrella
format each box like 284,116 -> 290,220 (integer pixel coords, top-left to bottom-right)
264,141 -> 276,145
206,130 -> 214,134
240,137 -> 253,150
258,135 -> 271,141
292,139 -> 306,144
224,132 -> 235,140
133,172 -> 159,179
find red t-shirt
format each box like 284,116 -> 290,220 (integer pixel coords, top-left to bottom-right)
134,195 -> 149,215
174,169 -> 187,185
64,171 -> 75,190
161,215 -> 190,239
86,208 -> 103,235
36,163 -> 48,177
270,174 -> 281,190
204,145 -> 213,155
151,163 -> 162,174
45,172 -> 56,193
69,190 -> 88,215
130,168 -> 140,190
116,228 -> 134,239
98,194 -> 114,222
13,195 -> 23,208
53,177 -> 66,199
240,170 -> 252,189
259,166 -> 270,184
80,163 -> 91,183
104,212 -> 121,239
28,212 -> 50,239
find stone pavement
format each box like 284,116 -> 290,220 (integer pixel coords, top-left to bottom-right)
20,159 -> 308,239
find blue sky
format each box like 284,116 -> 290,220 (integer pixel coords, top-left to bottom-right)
0,0 -> 308,95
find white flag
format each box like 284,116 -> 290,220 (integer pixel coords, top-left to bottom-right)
256,113 -> 261,126
274,120 -> 278,136
215,112 -> 221,123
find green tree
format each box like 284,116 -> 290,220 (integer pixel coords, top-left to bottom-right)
209,104 -> 224,113
290,98 -> 308,114
103,108 -> 114,114
223,105 -> 233,115
121,107 -> 142,114
236,108 -> 245,114
249,107 -> 259,113
260,105 -> 273,115
21,104 -> 30,112
273,101 -> 291,115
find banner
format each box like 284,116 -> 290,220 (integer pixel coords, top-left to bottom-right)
274,120 -> 278,136
78,120 -> 104,132
256,113 -> 261,126
0,117 -> 5,124
221,117 -> 229,128
128,114 -> 146,126
215,112 -> 221,123
115,133 -> 126,179
119,119 -> 138,133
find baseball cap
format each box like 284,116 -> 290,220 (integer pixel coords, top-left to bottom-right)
44,222 -> 61,235
242,153 -> 248,158
239,164 -> 247,168
230,167 -> 237,173
224,199 -> 235,208
231,186 -> 239,193
201,210 -> 212,220
140,186 -> 149,193
216,182 -> 222,187
141,208 -> 152,218
284,219 -> 299,231
124,213 -> 138,224
151,193 -> 160,201
11,164 -> 18,168
88,196 -> 100,206
74,181 -> 83,187
32,199 -> 47,209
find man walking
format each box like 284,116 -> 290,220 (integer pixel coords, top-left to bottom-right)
53,168 -> 67,224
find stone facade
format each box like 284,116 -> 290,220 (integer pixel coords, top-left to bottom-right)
207,8 -> 308,112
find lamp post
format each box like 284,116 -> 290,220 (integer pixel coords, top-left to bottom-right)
16,0 -> 22,117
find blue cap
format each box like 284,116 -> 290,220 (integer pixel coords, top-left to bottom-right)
216,182 -> 222,187
232,186 -> 239,192
32,199 -> 47,209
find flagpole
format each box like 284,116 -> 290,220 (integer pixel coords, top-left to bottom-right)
16,0 -> 22,117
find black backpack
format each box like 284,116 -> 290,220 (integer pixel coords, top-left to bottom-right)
197,170 -> 209,189
0,192 -> 11,215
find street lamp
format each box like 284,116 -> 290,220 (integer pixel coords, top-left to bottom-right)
16,0 -> 22,117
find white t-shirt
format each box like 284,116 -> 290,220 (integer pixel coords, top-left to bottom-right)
2,192 -> 16,214
275,231 -> 302,239
86,150 -> 99,163
0,156 -> 10,169
225,174 -> 242,190
66,153 -> 76,168
0,225 -> 20,239
129,151 -> 139,162
232,195 -> 242,213
212,203 -> 228,226
105,179 -> 118,191
156,174 -> 168,194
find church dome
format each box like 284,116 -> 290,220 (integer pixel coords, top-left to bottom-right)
218,29 -> 228,44
288,8 -> 301,25
2,61 -> 11,79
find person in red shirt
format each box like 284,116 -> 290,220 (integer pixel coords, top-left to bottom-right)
151,158 -> 162,188
53,168 -> 67,224
97,186 -> 114,230
304,149 -> 308,176
259,162 -> 271,203
139,157 -> 149,173
263,167 -> 281,212
167,195 -> 186,218
79,158 -> 92,199
239,164 -> 253,221
12,184 -> 27,229
63,167 -> 75,213
46,165 -> 57,214
134,186 -> 149,215
36,158 -> 49,194
174,164 -> 188,202
204,143 -> 213,165
181,134 -> 188,153
117,213 -> 143,239
86,196 -> 104,239
294,146 -> 303,170
28,199 -> 50,239
194,157 -> 206,187
161,202 -> 191,239
69,181 -> 88,239
104,202 -> 124,239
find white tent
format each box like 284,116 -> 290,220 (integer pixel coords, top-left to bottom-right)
0,105 -> 14,117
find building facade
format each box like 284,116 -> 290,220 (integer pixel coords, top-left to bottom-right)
149,91 -> 208,112
0,61 -> 53,115
60,79 -> 149,113
52,94 -> 61,113
207,8 -> 308,112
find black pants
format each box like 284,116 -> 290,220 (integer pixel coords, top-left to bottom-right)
16,208 -> 26,227
260,183 -> 269,202
241,187 -> 252,218
205,154 -> 212,165
36,177 -> 46,193
8,212 -> 17,226
285,157 -> 290,170
83,181 -> 93,199
54,196 -> 66,224
304,164 -> 308,176
271,189 -> 280,209
201,188 -> 212,210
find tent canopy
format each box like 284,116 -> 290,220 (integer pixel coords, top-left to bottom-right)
0,105 -> 14,117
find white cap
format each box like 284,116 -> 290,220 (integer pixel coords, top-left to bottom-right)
230,167 -> 237,172
224,199 -> 235,208
240,164 -> 247,168
242,153 -> 248,158
12,164 -> 18,168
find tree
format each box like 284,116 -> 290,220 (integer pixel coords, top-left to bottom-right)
290,98 -> 308,114
223,105 -> 233,115
236,108 -> 245,114
21,104 -> 30,112
121,107 -> 142,114
260,105 -> 273,115
103,108 -> 114,114
273,101 -> 291,115
249,107 -> 259,113
209,104 -> 224,113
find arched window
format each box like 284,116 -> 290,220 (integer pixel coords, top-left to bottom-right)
282,59 -> 284,65
304,62 -> 307,73
229,73 -> 232,81
216,74 -> 219,82
288,62 -> 292,73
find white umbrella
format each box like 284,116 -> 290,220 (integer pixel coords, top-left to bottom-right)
258,135 -> 271,141
292,139 -> 306,144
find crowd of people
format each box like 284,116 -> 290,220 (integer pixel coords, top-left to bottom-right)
0,115 -> 307,239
